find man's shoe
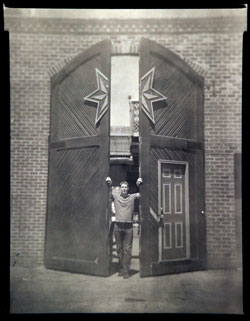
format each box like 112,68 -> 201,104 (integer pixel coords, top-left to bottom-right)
118,271 -> 124,277
123,273 -> 130,279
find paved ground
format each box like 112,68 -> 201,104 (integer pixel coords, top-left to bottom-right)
10,262 -> 243,314
10,234 -> 243,314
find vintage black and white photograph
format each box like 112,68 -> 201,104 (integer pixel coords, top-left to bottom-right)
6,7 -> 247,313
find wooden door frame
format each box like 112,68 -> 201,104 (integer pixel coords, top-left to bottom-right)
158,159 -> 190,262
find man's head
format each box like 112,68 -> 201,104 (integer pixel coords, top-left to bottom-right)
120,181 -> 129,197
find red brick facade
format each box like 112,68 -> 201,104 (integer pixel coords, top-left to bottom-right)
6,12 -> 245,268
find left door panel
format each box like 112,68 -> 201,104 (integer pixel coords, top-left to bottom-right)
45,40 -> 111,276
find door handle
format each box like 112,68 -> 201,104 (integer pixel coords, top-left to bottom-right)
201,210 -> 205,215
159,208 -> 164,227
159,215 -> 164,228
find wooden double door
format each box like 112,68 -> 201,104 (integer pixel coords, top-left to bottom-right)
45,38 -> 206,277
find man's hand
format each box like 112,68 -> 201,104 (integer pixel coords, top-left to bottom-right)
136,178 -> 143,186
105,177 -> 112,186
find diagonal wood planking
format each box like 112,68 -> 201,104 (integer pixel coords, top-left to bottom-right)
49,147 -> 102,260
56,60 -> 101,139
152,62 -> 197,139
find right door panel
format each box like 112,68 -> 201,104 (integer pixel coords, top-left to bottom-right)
139,38 -> 206,277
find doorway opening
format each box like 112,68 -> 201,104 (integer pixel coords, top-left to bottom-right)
46,38 -> 205,277
109,55 -> 140,273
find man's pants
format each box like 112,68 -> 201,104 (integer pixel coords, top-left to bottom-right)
114,222 -> 133,274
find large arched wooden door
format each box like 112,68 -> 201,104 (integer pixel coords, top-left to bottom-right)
139,38 -> 206,277
45,40 -> 111,276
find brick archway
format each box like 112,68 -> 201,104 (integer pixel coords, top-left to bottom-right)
48,39 -> 207,80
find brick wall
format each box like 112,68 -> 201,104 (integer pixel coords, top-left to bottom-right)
6,14 -> 245,268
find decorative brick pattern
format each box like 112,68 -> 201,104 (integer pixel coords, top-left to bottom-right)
7,15 -> 244,268
4,16 -> 246,35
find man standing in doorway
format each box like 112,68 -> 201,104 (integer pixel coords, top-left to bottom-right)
105,177 -> 143,279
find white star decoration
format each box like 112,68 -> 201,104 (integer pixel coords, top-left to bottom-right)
140,67 -> 167,124
84,68 -> 109,125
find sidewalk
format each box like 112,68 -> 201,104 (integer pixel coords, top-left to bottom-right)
10,263 -> 243,314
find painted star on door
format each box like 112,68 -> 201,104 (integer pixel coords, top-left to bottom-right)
84,68 -> 109,125
140,67 -> 167,124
